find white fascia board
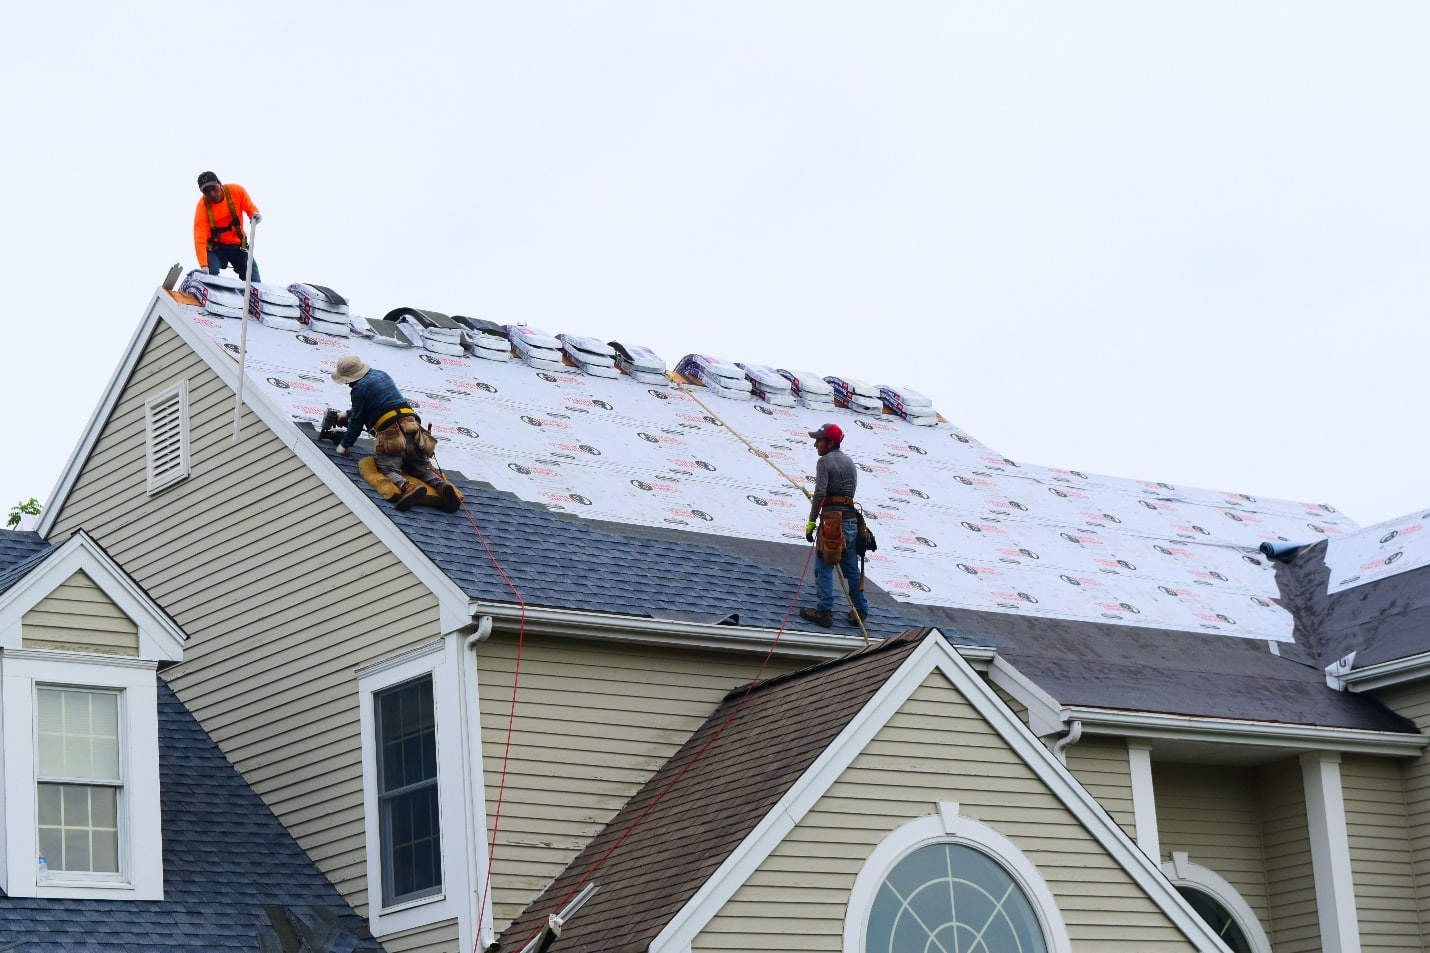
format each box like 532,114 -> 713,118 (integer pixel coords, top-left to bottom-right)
1063,706 -> 1428,758
0,531 -> 185,662
46,290 -> 472,633
983,653 -> 1065,737
650,631 -> 1235,953
1342,651 -> 1430,693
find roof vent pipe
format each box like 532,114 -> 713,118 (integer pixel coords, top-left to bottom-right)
1259,540 -> 1304,562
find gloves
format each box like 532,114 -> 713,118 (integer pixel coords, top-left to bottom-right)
805,520 -> 816,543
336,413 -> 348,427
335,445 -> 349,456
252,212 -> 263,224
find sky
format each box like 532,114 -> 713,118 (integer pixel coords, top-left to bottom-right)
2,2 -> 1427,529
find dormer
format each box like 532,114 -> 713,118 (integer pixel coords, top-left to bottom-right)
0,529 -> 185,900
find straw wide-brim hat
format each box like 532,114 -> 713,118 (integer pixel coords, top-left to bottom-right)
330,355 -> 371,385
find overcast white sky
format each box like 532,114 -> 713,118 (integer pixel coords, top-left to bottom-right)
2,3 -> 1426,528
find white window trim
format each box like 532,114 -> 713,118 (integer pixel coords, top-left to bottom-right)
144,380 -> 191,494
843,802 -> 1072,953
357,639 -> 470,939
0,649 -> 162,899
1162,852 -> 1273,953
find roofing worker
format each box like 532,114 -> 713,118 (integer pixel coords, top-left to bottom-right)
330,355 -> 460,513
193,171 -> 262,283
801,423 -> 870,628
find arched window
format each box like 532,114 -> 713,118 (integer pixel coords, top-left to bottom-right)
845,803 -> 1071,953
1161,853 -> 1272,953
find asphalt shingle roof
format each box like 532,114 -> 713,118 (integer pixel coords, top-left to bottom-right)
0,531 -> 53,597
0,679 -> 382,952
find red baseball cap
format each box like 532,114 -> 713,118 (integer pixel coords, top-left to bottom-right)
808,423 -> 844,443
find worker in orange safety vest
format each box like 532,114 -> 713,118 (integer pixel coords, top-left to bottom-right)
193,171 -> 263,282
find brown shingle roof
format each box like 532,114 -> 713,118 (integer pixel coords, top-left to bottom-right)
496,628 -> 937,952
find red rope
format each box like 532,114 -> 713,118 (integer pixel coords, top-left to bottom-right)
512,543 -> 816,952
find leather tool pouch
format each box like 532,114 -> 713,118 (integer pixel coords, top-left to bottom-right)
818,509 -> 846,565
374,421 -> 407,456
412,424 -> 438,456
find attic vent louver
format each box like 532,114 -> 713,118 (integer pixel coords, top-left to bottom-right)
145,381 -> 191,494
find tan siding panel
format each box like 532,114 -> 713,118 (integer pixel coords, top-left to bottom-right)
694,676 -> 1200,953
1064,737 -> 1135,840
49,321 -> 441,931
1378,682 -> 1430,942
377,918 -> 459,953
1341,753 -> 1424,949
21,570 -> 139,655
1256,758 -> 1319,953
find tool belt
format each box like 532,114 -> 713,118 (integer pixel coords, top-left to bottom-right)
373,407 -> 416,432
824,495 -> 855,506
817,509 -> 846,565
374,409 -> 437,457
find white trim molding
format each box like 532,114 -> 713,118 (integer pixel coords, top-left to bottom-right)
0,651 -> 163,900
1161,852 -> 1273,953
1127,741 -> 1160,862
1300,751 -> 1362,953
842,804 -> 1072,953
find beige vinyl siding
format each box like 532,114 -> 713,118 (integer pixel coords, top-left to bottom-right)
378,918 -> 458,953
694,673 -> 1201,952
21,569 -> 138,655
1064,737 -> 1135,841
48,321 -> 440,918
476,633 -> 803,933
1256,758 -> 1318,953
1379,682 -> 1430,943
1341,753 -> 1424,950
1154,762 -> 1270,928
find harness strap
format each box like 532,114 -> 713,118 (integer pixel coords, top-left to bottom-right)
205,186 -> 249,252
373,407 -> 416,431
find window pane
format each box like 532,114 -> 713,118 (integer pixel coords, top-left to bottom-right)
39,783 -> 120,874
375,676 -> 441,906
37,689 -> 120,781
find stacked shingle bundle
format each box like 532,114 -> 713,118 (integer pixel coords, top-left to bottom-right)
182,271 -> 246,318
386,308 -> 465,357
247,283 -> 304,332
287,283 -> 350,337
676,354 -> 752,400
824,375 -> 884,415
453,316 -> 512,362
737,363 -> 796,408
506,325 -> 566,371
362,317 -> 415,348
558,334 -> 620,379
610,341 -> 669,385
880,384 -> 937,426
777,369 -> 836,411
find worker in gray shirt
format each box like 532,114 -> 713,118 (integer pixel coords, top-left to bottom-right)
801,423 -> 870,628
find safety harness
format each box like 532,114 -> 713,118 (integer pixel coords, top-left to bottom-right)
204,186 -> 248,251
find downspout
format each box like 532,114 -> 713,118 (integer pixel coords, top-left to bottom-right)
1051,719 -> 1083,765
463,616 -> 497,952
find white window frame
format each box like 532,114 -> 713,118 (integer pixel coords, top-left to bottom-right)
0,650 -> 163,899
1162,852 -> 1273,953
144,380 -> 191,494
357,639 -> 468,938
843,802 -> 1072,953
35,685 -> 125,882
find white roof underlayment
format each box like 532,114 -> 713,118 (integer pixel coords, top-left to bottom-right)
180,299 -> 1371,642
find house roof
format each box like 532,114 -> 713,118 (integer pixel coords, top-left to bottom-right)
0,531 -> 53,596
496,628 -> 931,953
0,678 -> 382,952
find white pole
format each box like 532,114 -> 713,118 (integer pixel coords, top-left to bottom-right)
232,220 -> 259,442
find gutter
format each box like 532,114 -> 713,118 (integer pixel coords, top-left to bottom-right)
1062,706 -> 1428,758
1340,651 -> 1430,693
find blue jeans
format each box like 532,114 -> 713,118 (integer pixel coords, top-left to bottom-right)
815,517 -> 869,614
206,244 -> 261,283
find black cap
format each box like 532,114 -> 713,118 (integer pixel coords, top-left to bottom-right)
197,171 -> 220,188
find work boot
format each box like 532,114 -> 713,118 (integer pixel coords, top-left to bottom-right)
394,482 -> 429,512
847,608 -> 868,626
437,481 -> 461,513
800,607 -> 833,628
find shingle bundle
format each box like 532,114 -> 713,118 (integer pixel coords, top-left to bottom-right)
609,341 -> 669,386
363,318 -> 415,348
247,283 -> 304,332
777,369 -> 836,411
676,354 -> 752,401
505,325 -> 566,371
453,315 -> 512,362
880,384 -> 937,426
824,375 -> 884,415
181,271 -> 246,318
737,363 -> 796,408
286,283 -> 350,337
558,334 -> 620,379
386,308 -> 465,357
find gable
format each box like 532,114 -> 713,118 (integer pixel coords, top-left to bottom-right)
21,569 -> 139,655
692,672 -> 1200,952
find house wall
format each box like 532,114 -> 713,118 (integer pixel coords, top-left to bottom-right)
380,920 -> 460,953
1064,737 -> 1135,841
1340,753 -> 1422,950
1379,681 -> 1430,945
1153,761 -> 1270,929
48,321 -> 442,923
475,632 -> 803,932
693,673 -> 1202,952
1256,758 -> 1318,953
21,569 -> 138,655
